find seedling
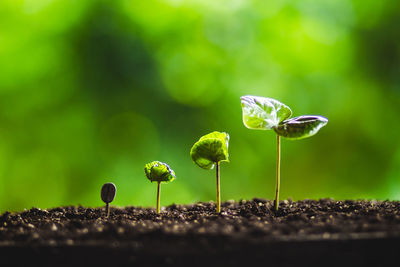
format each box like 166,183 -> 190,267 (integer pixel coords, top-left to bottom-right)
190,131 -> 230,213
144,161 -> 176,214
240,95 -> 328,211
101,182 -> 117,217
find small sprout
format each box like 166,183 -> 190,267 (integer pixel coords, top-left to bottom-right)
144,161 -> 176,214
101,182 -> 117,217
190,131 -> 230,213
241,95 -> 328,211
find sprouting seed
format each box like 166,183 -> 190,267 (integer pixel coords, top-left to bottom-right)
101,182 -> 116,217
190,131 -> 230,213
144,161 -> 176,214
241,95 -> 328,212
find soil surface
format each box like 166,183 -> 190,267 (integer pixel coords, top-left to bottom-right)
1,199 -> 399,266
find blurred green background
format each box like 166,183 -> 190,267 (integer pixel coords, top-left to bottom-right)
0,0 -> 399,212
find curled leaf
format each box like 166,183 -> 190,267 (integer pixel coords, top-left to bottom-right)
190,131 -> 229,170
273,115 -> 328,140
241,95 -> 292,130
144,161 -> 176,183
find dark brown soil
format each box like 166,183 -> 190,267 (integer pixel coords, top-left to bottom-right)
1,199 -> 399,266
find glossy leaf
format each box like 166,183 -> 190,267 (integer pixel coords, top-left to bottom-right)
190,131 -> 229,169
240,95 -> 292,130
144,161 -> 176,183
273,115 -> 328,140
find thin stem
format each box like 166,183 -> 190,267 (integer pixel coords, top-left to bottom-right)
274,135 -> 281,211
106,203 -> 110,217
156,181 -> 161,214
216,161 -> 221,213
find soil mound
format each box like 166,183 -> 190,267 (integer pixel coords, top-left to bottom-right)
0,199 -> 399,266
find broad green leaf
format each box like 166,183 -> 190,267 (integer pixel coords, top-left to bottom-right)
198,131 -> 229,144
144,161 -> 176,183
190,131 -> 229,170
273,116 -> 328,140
240,95 -> 292,130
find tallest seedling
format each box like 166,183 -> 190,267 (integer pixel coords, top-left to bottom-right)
240,95 -> 328,211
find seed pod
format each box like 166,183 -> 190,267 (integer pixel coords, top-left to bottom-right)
101,183 -> 116,204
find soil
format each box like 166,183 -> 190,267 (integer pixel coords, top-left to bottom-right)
0,199 -> 399,266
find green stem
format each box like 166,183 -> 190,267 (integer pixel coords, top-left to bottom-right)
106,203 -> 110,217
156,181 -> 161,214
216,161 -> 221,213
274,135 -> 281,212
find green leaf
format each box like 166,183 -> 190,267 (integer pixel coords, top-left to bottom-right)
190,131 -> 229,169
144,161 -> 176,183
273,115 -> 328,140
240,95 -> 292,130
